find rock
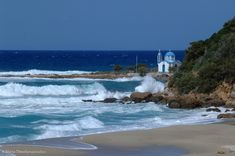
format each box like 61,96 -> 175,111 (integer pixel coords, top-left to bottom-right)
130,92 -> 152,103
232,108 -> 235,111
217,113 -> 235,119
82,99 -> 93,102
225,109 -> 231,112
103,98 -> 117,103
200,95 -> 225,107
120,96 -> 132,104
230,91 -> 235,99
121,96 -> 131,102
225,100 -> 235,108
148,93 -> 164,103
168,100 -> 181,108
167,95 -> 201,109
206,108 -> 221,112
217,151 -> 225,154
180,96 -> 201,109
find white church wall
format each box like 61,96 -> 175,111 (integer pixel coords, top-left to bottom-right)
158,61 -> 170,73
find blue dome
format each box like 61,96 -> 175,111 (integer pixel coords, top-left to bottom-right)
165,51 -> 175,57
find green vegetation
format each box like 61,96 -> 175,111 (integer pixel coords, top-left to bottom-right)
137,64 -> 149,76
113,64 -> 122,73
113,64 -> 150,76
169,17 -> 235,94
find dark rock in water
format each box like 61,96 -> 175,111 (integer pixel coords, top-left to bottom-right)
103,98 -> 117,103
148,93 -> 164,103
122,96 -> 131,102
120,96 -> 132,104
225,109 -> 231,112
206,108 -> 221,112
130,92 -> 152,103
232,108 -> 235,111
217,113 -> 235,119
82,99 -> 93,102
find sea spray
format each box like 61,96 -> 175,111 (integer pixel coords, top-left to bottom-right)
135,75 -> 165,93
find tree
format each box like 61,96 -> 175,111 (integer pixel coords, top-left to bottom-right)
137,64 -> 148,76
113,64 -> 122,73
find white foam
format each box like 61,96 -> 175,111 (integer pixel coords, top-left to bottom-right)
0,69 -> 91,76
78,116 -> 104,129
0,83 -> 82,97
113,76 -> 143,82
135,75 -> 165,93
0,82 -> 127,99
35,116 -> 104,140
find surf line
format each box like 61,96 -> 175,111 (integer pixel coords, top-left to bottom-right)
0,137 -> 97,151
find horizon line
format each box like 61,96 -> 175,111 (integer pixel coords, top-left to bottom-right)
0,49 -> 185,52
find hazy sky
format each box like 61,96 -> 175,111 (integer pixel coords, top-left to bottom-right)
0,0 -> 235,50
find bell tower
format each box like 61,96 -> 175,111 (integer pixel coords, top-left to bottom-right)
157,49 -> 162,63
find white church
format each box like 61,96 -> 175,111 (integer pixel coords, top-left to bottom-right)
157,50 -> 181,73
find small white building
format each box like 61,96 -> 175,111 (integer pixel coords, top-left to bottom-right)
157,50 -> 181,73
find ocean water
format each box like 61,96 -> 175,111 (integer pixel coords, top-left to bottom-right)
0,50 -> 184,71
0,51 -> 223,144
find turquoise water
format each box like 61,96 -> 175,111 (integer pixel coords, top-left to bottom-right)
0,76 -> 222,143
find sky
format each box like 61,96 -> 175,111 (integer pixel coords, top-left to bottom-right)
0,0 -> 235,50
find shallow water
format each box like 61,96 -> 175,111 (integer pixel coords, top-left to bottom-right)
0,76 -> 223,144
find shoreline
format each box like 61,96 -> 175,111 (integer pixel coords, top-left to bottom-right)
0,71 -> 171,81
1,122 -> 235,156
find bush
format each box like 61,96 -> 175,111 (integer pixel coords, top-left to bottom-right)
137,64 -> 148,76
113,64 -> 122,73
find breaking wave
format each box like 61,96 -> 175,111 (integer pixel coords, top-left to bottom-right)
0,82 -> 127,100
135,76 -> 165,93
36,116 -> 104,140
0,69 -> 91,76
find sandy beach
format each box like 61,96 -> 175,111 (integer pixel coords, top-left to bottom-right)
1,122 -> 235,156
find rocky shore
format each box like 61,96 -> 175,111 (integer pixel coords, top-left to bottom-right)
0,71 -> 170,82
0,72 -> 134,79
86,83 -> 235,119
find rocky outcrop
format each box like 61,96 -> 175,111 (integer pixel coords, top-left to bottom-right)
121,96 -> 131,102
130,92 -> 152,103
215,83 -> 235,108
147,93 -> 164,103
167,94 -> 225,109
103,98 -> 117,103
217,113 -> 235,119
81,88 -> 230,111
168,95 -> 201,109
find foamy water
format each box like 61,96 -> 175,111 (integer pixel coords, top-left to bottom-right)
0,69 -> 91,76
0,75 -> 223,144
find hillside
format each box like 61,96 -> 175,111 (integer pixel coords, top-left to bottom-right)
169,17 -> 235,94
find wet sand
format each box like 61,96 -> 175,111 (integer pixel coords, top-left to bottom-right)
1,123 -> 235,156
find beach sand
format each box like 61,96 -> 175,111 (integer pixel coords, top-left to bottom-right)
1,122 -> 235,156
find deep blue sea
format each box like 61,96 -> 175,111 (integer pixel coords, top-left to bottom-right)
0,50 -> 185,71
0,50 -> 222,144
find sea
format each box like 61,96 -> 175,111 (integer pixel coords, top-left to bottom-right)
0,50 -> 223,144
